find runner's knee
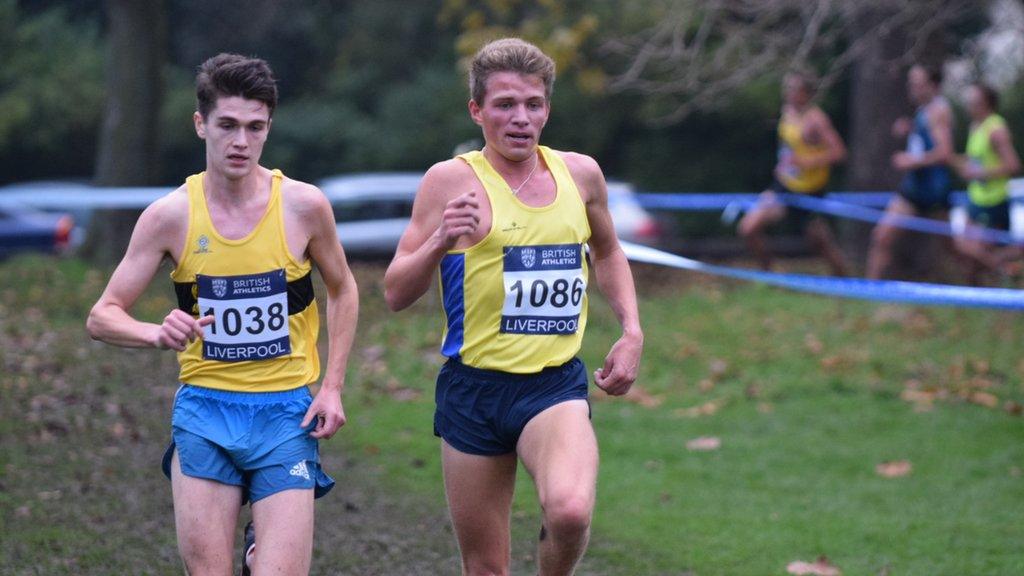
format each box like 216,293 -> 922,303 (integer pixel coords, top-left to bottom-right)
542,493 -> 593,537
871,224 -> 896,248
462,556 -> 509,576
178,536 -> 231,575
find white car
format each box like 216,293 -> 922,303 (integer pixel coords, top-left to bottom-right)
319,172 -> 662,258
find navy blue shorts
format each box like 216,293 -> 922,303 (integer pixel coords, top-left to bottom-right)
763,180 -> 826,230
968,201 -> 1010,231
899,174 -> 951,213
161,384 -> 335,504
434,357 -> 590,456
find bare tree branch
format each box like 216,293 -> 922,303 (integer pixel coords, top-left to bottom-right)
602,0 -> 986,123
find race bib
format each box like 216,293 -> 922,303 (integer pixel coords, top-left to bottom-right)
196,269 -> 290,362
501,244 -> 585,335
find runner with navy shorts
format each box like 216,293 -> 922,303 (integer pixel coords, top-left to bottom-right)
384,38 -> 643,576
952,83 -> 1022,283
867,64 -> 954,279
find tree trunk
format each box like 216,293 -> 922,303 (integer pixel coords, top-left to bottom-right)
82,0 -> 166,263
846,8 -> 909,192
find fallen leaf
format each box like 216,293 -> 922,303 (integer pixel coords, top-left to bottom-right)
1004,401 -> 1023,416
804,334 -> 824,355
787,556 -> 842,576
970,358 -> 990,375
698,379 -> 715,393
876,460 -> 912,478
969,391 -> 999,408
757,402 -> 774,414
622,384 -> 662,408
819,355 -> 846,370
686,436 -> 721,451
675,400 -> 722,418
709,358 -> 729,379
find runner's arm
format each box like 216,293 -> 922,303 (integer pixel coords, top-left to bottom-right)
384,162 -> 479,311
305,189 -> 359,396
988,125 -> 1022,180
567,153 -> 643,396
85,197 -> 204,350
303,187 -> 359,438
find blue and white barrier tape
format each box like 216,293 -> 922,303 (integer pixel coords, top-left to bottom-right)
777,193 -> 1019,245
620,241 -> 1024,310
637,191 -> 1018,245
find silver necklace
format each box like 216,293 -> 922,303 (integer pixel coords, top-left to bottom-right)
508,154 -> 539,196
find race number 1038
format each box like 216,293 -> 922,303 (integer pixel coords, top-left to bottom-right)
196,269 -> 291,362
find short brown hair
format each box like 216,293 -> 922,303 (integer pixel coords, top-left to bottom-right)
785,69 -> 818,97
974,83 -> 999,111
196,53 -> 278,118
469,38 -> 555,104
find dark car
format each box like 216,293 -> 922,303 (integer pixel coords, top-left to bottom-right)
0,203 -> 75,259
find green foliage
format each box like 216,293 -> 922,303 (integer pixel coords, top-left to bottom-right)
0,0 -> 104,183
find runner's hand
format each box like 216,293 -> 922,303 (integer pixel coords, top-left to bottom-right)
302,387 -> 346,439
438,192 -> 480,249
892,151 -> 918,171
594,334 -> 642,396
155,309 -> 214,351
892,117 -> 912,139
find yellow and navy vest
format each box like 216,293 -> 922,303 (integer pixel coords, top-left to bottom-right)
439,146 -> 591,373
170,170 -> 320,391
776,112 -> 830,193
967,114 -> 1009,207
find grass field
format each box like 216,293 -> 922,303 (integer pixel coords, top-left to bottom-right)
1,255 -> 1022,575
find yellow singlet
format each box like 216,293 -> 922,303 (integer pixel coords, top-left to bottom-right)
169,170 -> 320,392
438,146 -> 591,373
776,113 -> 830,193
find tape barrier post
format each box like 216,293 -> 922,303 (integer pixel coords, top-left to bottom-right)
1010,179 -> 1024,243
619,241 -> 1024,311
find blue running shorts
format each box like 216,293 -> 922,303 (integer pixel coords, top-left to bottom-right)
434,357 -> 590,456
161,384 -> 335,503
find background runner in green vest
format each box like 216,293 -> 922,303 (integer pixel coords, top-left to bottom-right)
952,83 -> 1022,284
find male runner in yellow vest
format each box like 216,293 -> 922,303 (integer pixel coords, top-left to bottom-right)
738,71 -> 849,275
87,54 -> 359,575
384,38 -> 643,576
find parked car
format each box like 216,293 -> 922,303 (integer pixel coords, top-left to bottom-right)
319,172 -> 662,258
319,173 -> 421,258
0,203 -> 75,259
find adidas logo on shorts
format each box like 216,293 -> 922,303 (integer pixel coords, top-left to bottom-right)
289,460 -> 310,481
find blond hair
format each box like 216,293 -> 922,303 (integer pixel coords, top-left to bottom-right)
469,38 -> 555,104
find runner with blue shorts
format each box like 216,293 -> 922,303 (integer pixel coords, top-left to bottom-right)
867,64 -> 954,279
384,38 -> 643,576
87,54 -> 359,575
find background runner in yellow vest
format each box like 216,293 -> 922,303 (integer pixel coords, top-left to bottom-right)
384,38 -> 643,576
952,83 -> 1022,284
86,54 -> 360,576
738,71 -> 849,276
